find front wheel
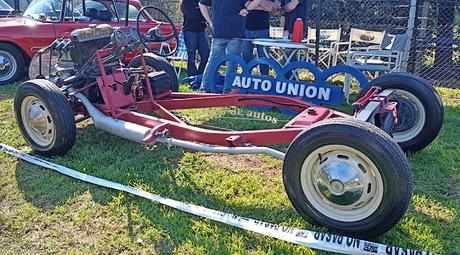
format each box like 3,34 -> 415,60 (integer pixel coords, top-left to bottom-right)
283,118 -> 412,238
14,79 -> 76,156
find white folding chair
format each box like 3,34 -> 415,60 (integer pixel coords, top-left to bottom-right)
334,28 -> 386,103
305,27 -> 342,68
346,33 -> 410,75
333,28 -> 386,66
166,32 -> 187,78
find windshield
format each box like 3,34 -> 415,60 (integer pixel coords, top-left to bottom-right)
23,0 -> 63,21
0,0 -> 13,10
114,2 -> 144,22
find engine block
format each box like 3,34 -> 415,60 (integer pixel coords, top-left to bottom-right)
70,24 -> 113,68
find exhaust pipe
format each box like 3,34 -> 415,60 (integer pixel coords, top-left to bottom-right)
73,92 -> 151,143
156,137 -> 285,160
74,92 -> 285,160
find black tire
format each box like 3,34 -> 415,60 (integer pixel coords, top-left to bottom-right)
364,73 -> 444,153
0,43 -> 25,85
128,53 -> 179,92
14,79 -> 76,156
283,118 -> 412,238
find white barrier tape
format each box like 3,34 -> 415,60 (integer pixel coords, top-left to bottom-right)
0,144 -> 435,255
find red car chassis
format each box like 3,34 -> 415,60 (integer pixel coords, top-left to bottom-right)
88,47 -> 396,149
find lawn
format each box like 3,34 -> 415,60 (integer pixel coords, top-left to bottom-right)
0,81 -> 459,254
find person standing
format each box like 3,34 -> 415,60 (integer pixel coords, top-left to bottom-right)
180,0 -> 210,77
198,0 -> 247,93
241,0 -> 278,75
280,0 -> 308,36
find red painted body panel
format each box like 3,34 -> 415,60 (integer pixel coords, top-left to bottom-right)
0,17 -> 56,58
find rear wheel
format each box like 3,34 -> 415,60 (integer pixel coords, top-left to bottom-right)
365,73 -> 444,153
0,43 -> 25,85
283,118 -> 412,238
14,79 -> 76,156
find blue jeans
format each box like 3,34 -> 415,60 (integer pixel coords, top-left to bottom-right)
183,31 -> 210,77
241,29 -> 270,75
200,38 -> 242,93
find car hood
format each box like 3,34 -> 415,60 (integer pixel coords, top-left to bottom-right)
0,16 -> 41,27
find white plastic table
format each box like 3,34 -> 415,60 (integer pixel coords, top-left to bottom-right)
252,39 -> 315,67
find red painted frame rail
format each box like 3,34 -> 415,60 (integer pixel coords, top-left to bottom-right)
89,45 -> 383,147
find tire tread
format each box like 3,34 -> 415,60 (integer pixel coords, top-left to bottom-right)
283,118 -> 412,238
14,79 -> 76,156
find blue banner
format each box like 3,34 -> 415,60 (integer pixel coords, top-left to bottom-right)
226,74 -> 343,106
206,55 -> 370,107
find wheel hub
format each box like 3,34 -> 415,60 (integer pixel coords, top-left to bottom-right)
20,96 -> 55,147
300,145 -> 384,222
0,51 -> 17,82
0,55 -> 10,70
315,162 -> 364,206
329,180 -> 345,195
27,104 -> 48,135
390,90 -> 426,143
394,98 -> 417,133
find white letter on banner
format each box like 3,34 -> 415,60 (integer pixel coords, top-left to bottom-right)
305,86 -> 318,98
232,76 -> 241,87
299,84 -> 306,97
242,77 -> 252,89
287,83 -> 300,96
318,87 -> 331,101
261,80 -> 272,91
252,78 -> 262,90
276,81 -> 287,94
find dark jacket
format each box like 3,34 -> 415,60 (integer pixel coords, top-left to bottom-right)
181,0 -> 207,32
199,0 -> 246,39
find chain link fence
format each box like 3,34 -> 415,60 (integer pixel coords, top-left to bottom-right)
306,0 -> 411,34
274,0 -> 459,88
134,0 -> 460,88
303,0 -> 413,70
410,0 -> 460,88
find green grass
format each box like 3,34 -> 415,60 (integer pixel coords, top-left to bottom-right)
0,82 -> 459,254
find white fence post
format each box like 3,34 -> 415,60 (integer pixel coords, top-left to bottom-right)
402,0 -> 417,71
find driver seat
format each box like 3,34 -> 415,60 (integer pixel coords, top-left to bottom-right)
86,8 -> 98,21
97,10 -> 112,22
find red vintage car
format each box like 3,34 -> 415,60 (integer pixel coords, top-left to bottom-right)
0,0 -> 180,85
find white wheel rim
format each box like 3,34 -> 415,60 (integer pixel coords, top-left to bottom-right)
0,50 -> 17,82
300,145 -> 384,222
391,90 -> 426,143
20,96 -> 55,147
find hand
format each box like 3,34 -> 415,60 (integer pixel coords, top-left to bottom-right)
239,8 -> 249,17
272,0 -> 282,14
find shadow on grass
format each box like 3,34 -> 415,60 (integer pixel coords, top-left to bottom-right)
0,83 -> 19,101
11,104 -> 460,253
12,125 -> 307,253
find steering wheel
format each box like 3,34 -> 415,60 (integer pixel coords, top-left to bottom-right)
136,6 -> 179,57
